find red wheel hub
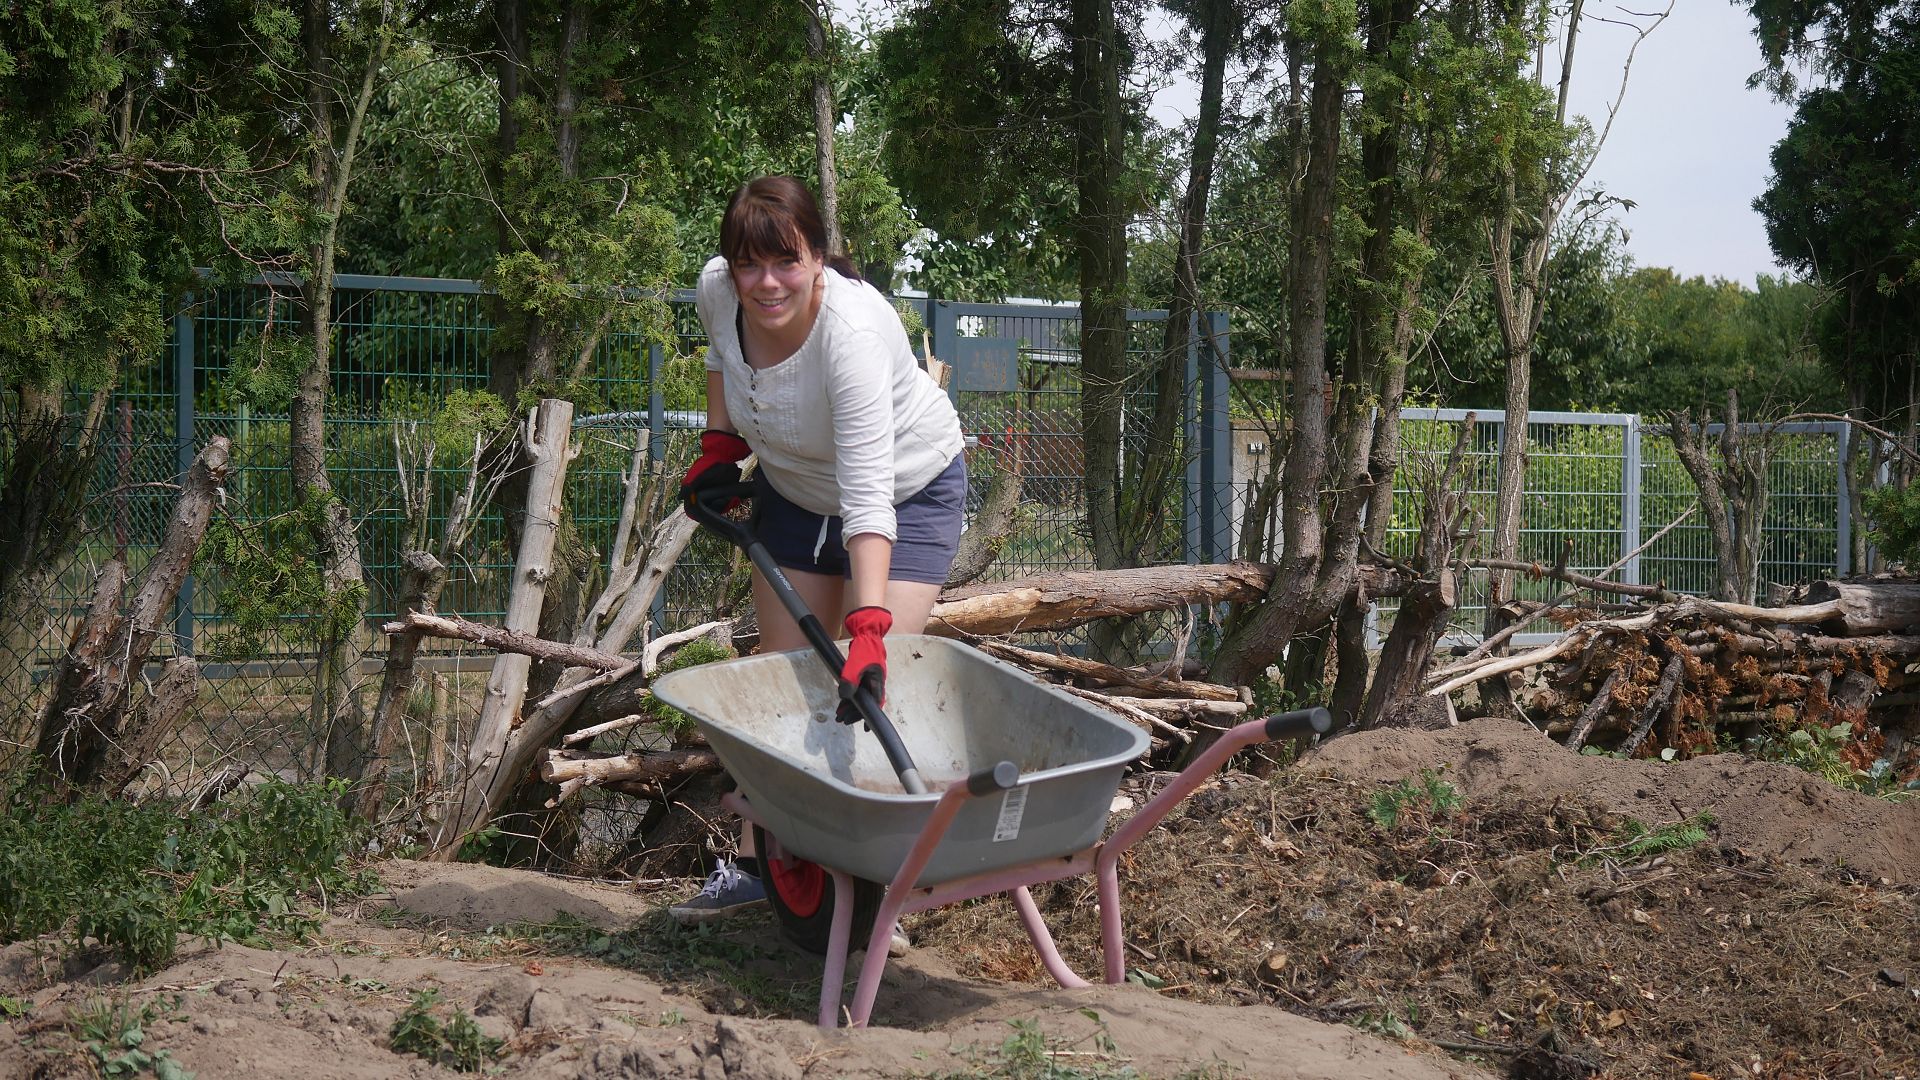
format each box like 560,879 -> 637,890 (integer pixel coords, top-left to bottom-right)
766,849 -> 825,918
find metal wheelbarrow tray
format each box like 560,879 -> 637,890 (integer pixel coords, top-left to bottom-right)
652,634 -> 1330,1029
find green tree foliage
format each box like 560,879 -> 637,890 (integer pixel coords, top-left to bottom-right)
1747,0 -> 1920,416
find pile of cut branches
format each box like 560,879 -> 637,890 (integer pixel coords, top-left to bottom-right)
1428,577 -> 1920,784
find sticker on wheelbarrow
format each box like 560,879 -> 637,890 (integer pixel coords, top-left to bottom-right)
992,784 -> 1029,842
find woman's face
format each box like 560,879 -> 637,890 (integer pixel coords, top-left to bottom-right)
729,245 -> 824,338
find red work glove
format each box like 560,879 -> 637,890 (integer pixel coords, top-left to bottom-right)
679,429 -> 750,514
835,606 -> 892,725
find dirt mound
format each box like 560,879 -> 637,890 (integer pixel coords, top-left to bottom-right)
0,862 -> 1490,1080
913,720 -> 1920,1079
5,719 -> 1915,1079
1306,717 -> 1920,884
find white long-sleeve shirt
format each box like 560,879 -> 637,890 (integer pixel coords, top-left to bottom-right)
697,256 -> 964,541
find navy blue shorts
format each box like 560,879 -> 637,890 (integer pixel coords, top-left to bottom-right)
751,456 -> 967,585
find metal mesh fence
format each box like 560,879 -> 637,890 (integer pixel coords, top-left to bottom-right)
0,277 -> 1231,855
1366,411 -> 1848,645
1,275 -> 1856,856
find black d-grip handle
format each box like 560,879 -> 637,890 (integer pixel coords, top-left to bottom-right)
1264,706 -> 1333,740
687,481 -> 758,545
966,761 -> 1020,796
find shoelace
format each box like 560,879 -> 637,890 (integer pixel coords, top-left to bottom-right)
697,861 -> 748,898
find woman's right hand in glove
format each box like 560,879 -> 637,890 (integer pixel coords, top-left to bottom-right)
679,429 -> 751,514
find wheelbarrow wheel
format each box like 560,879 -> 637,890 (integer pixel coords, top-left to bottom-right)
753,825 -> 884,955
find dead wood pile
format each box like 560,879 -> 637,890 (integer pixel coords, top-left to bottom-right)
1428,577 -> 1920,775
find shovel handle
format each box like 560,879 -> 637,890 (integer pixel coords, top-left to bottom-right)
688,482 -> 929,795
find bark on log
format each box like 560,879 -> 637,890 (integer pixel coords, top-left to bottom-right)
33,436 -> 231,798
358,551 -> 446,821
1618,654 -> 1685,758
1803,580 -> 1920,635
927,562 -> 1276,638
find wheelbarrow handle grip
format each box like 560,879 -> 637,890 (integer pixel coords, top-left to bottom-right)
1264,706 -> 1333,741
966,760 -> 1020,796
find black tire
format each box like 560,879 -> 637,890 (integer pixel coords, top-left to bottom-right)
753,825 -> 885,955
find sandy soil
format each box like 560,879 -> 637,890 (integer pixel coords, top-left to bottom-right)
2,717 -> 1915,1079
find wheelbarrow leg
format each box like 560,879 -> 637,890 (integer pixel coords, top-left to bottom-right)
1094,708 -> 1334,984
1011,885 -> 1089,989
817,867 -> 859,1028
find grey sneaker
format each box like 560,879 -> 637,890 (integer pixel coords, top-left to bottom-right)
669,861 -> 768,925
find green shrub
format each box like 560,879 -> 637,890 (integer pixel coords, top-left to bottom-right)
389,989 -> 502,1072
1863,483 -> 1920,568
0,779 -> 372,970
639,638 -> 736,736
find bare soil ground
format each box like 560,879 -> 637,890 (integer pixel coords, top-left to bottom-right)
2,717 -> 1915,1079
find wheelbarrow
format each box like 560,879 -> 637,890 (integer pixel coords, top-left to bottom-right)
655,482 -> 1333,1029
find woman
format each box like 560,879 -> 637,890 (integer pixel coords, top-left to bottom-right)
668,175 -> 967,928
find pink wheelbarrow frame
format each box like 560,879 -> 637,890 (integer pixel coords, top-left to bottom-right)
724,707 -> 1331,1029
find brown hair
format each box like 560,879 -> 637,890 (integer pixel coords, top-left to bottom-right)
719,175 -> 860,280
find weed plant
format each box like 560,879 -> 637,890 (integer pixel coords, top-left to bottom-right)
1577,813 -> 1715,866
1366,769 -> 1464,832
70,994 -> 194,1079
0,778 -> 372,970
388,989 -> 502,1072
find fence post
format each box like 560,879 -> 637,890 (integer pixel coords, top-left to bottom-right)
648,342 -> 668,633
1621,415 -> 1642,586
173,301 -> 196,656
1183,313 -> 1201,565
1202,311 -> 1232,564
1836,422 -> 1851,576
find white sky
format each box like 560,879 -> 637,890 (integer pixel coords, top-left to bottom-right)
1559,0 -> 1792,285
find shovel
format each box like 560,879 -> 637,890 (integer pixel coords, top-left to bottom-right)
686,481 -> 930,795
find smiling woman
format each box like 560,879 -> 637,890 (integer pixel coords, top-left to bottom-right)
669,175 -> 968,931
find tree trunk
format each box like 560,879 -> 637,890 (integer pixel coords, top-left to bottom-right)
355,550 -> 447,821
433,400 -> 575,856
1072,0 -> 1130,575
33,437 -> 231,800
805,0 -> 841,256
1207,29 -> 1352,687
1128,0 -> 1232,566
0,387 -> 110,735
297,0 -> 389,783
1360,418 -> 1475,728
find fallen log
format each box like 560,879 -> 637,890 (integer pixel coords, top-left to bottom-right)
539,748 -> 721,806
1564,669 -> 1620,753
382,611 -> 626,671
435,400 -> 576,856
927,562 -> 1276,638
1618,653 -> 1684,757
1803,580 -> 1920,635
